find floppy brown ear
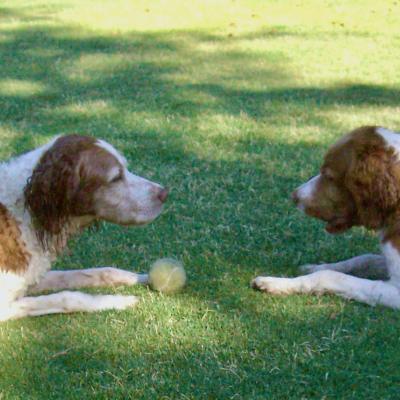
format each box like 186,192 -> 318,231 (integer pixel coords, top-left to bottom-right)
24,145 -> 81,244
23,135 -> 99,249
345,145 -> 400,229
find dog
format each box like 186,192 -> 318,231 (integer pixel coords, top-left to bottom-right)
252,126 -> 400,309
0,134 -> 168,321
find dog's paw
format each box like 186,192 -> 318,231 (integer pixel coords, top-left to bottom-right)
116,295 -> 139,310
100,295 -> 139,311
251,276 -> 294,295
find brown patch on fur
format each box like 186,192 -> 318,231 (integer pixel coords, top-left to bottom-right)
0,203 -> 31,274
24,135 -> 121,251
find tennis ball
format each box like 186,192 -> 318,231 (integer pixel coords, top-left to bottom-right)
148,258 -> 187,294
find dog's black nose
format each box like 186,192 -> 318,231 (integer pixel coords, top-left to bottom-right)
158,187 -> 169,203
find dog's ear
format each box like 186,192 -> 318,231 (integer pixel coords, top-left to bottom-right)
24,140 -> 80,238
345,144 -> 400,229
24,136 -> 97,249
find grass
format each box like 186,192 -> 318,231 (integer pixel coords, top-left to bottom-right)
1,0 -> 400,398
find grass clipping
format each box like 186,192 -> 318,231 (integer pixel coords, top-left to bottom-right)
149,258 -> 187,294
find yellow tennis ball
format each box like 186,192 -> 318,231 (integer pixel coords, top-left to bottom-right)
148,258 -> 187,294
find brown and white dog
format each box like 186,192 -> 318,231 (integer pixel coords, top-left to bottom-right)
252,126 -> 400,308
0,135 -> 168,321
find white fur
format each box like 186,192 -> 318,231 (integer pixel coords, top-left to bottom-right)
96,139 -> 128,167
0,140 -> 57,304
381,242 -> 400,284
93,138 -> 165,225
376,127 -> 400,157
93,169 -> 164,225
252,243 -> 400,308
0,291 -> 139,321
29,268 -> 148,294
107,165 -> 122,181
295,174 -> 320,209
252,270 -> 400,308
0,136 -> 163,321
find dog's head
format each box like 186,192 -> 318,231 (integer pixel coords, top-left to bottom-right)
24,135 -> 168,247
292,126 -> 400,233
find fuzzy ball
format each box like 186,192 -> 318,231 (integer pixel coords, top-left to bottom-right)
148,258 -> 187,294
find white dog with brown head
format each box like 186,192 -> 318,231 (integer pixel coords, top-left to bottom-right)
0,134 -> 168,321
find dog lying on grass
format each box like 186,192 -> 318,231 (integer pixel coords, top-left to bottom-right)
253,126 -> 400,309
0,135 -> 168,321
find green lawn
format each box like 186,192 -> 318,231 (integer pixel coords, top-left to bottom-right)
1,1 -> 400,398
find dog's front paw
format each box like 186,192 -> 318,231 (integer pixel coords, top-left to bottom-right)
115,295 -> 139,310
99,295 -> 139,311
251,276 -> 295,295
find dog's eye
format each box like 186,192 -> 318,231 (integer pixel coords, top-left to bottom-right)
322,169 -> 335,181
110,173 -> 123,183
325,174 -> 334,181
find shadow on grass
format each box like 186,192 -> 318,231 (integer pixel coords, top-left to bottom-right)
1,12 -> 400,400
0,25 -> 399,141
2,298 -> 400,400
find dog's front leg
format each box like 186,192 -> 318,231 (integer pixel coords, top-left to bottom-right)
300,254 -> 388,280
1,291 -> 139,321
28,268 -> 148,294
251,271 -> 400,308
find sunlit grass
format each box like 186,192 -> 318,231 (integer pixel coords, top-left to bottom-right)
0,79 -> 49,97
0,0 -> 400,399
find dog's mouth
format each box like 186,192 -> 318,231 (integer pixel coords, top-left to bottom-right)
325,216 -> 353,234
295,203 -> 355,234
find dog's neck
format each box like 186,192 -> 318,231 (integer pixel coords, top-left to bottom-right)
40,215 -> 98,256
0,138 -> 58,217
